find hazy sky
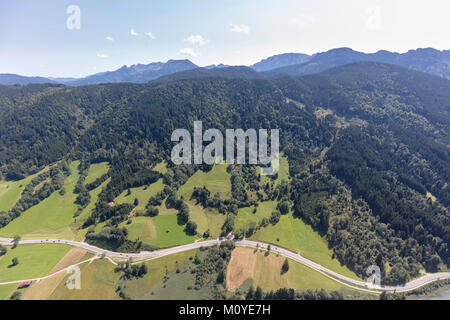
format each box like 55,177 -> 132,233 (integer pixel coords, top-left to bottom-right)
0,0 -> 449,77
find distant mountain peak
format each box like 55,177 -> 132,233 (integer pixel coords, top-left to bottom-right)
251,53 -> 311,72
204,63 -> 230,69
61,59 -> 198,86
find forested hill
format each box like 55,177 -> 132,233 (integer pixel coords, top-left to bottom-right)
0,62 -> 448,284
155,66 -> 263,82
278,62 -> 449,199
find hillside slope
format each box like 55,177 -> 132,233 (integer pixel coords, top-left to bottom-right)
0,62 -> 448,285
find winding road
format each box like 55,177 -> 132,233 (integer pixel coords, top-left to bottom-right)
1,236 -> 449,294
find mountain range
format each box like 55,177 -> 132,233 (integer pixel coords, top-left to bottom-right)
1,47 -> 449,86
265,47 -> 450,78
65,59 -> 198,86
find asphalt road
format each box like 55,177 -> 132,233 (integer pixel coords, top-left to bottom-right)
1,236 -> 449,293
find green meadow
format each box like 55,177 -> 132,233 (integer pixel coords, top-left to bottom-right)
251,212 -> 359,280
115,178 -> 165,211
0,283 -> 17,300
120,216 -> 156,244
151,215 -> 196,248
234,201 -> 278,231
75,178 -> 110,227
0,167 -> 49,212
235,248 -> 347,292
153,161 -> 168,174
49,257 -> 120,300
84,162 -> 109,185
260,153 -> 290,187
187,201 -> 225,238
178,164 -> 231,200
119,249 -> 196,300
50,250 -> 197,300
155,198 -> 178,216
119,213 -> 196,248
0,244 -> 72,283
0,161 -> 80,240
288,256 -> 347,291
74,178 -> 111,241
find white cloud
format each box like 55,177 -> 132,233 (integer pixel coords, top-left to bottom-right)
97,53 -> 108,58
129,28 -> 138,36
144,32 -> 155,39
366,5 -> 382,31
178,48 -> 197,57
230,24 -> 250,34
105,36 -> 114,41
291,13 -> 315,28
184,35 -> 208,46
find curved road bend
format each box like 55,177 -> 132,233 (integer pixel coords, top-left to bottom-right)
0,237 -> 449,293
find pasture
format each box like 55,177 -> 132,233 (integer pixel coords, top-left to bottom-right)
227,247 -> 346,292
250,212 -> 359,280
178,164 -> 231,200
0,244 -> 72,283
115,178 -> 165,211
0,161 -> 80,239
234,201 -> 277,231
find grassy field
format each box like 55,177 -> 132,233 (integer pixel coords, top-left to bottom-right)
50,249 -> 197,300
153,161 -> 168,174
0,161 -> 80,239
141,267 -> 214,300
234,201 -> 277,231
120,216 -> 157,244
49,257 -> 120,300
84,162 -> 109,185
186,201 -> 225,238
115,178 -> 165,211
75,179 -> 110,230
93,221 -> 107,233
156,198 -> 178,215
120,249 -> 197,299
0,283 -> 17,300
260,153 -> 290,187
227,247 -> 345,292
115,204 -> 196,248
0,167 -> 49,212
0,244 -> 72,283
251,212 -> 359,280
115,213 -> 197,248
21,248 -> 88,300
76,162 -> 110,225
151,215 -> 196,248
178,164 -> 231,200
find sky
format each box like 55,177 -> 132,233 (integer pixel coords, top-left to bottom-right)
0,0 -> 449,77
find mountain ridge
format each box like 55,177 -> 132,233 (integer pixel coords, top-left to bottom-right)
265,47 -> 450,79
1,47 -> 449,86
250,53 -> 311,72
